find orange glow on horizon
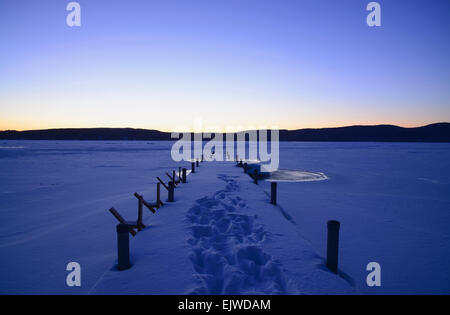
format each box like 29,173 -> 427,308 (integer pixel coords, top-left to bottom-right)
1,118 -> 446,133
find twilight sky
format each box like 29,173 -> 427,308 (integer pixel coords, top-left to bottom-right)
0,0 -> 449,131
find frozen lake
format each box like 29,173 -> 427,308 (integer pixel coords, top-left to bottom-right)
0,141 -> 449,294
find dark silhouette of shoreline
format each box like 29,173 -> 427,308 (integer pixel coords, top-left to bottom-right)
1,123 -> 449,142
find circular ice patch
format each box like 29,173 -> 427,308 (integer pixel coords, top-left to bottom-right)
265,169 -> 328,182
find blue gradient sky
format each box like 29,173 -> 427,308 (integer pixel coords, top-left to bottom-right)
0,0 -> 449,131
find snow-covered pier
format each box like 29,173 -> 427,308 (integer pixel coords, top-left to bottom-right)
91,161 -> 354,294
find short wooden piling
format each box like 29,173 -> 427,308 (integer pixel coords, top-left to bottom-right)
253,170 -> 258,184
196,160 -> 199,167
157,177 -> 169,191
182,168 -> 187,183
117,224 -> 131,271
191,162 -> 195,173
327,220 -> 341,274
270,182 -> 277,205
166,172 -> 175,183
137,197 -> 145,230
134,192 -> 156,213
168,181 -> 175,202
156,183 -> 161,207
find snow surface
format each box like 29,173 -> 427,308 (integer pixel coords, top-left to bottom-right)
0,141 -> 449,294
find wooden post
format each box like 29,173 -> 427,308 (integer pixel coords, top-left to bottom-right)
157,177 -> 169,191
196,160 -> 199,167
201,154 -> 204,162
117,224 -> 131,271
166,172 -> 175,183
137,197 -> 145,230
134,193 -> 156,213
168,181 -> 175,202
191,162 -> 195,173
253,169 -> 258,184
327,220 -> 341,274
156,183 -> 161,207
270,182 -> 277,205
109,208 -> 136,236
182,168 -> 187,183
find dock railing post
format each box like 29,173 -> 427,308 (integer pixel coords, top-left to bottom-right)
137,197 -> 144,230
117,224 -> 131,271
196,160 -> 199,167
182,168 -> 187,183
168,181 -> 175,202
191,162 -> 195,173
270,182 -> 277,205
253,169 -> 258,184
156,183 -> 161,207
327,220 -> 341,274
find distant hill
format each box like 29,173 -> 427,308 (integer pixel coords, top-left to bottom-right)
278,123 -> 450,142
1,123 -> 449,142
0,128 -> 172,141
